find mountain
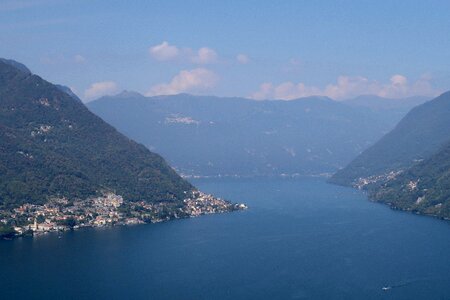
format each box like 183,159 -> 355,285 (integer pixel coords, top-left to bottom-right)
369,141 -> 450,219
344,95 -> 430,112
331,91 -> 450,186
55,84 -> 83,103
0,58 -> 31,75
88,92 -> 409,177
0,59 -> 193,208
344,95 -> 430,125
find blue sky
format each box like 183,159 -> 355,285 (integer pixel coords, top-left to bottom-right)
1,0 -> 450,101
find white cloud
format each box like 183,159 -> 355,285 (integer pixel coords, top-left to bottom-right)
191,47 -> 218,64
149,41 -> 180,61
84,81 -> 119,101
147,68 -> 218,96
236,54 -> 250,64
390,74 -> 407,85
74,54 -> 86,63
251,82 -> 274,100
251,74 -> 439,100
149,41 -> 218,64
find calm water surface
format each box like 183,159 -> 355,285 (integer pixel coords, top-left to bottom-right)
1,178 -> 450,299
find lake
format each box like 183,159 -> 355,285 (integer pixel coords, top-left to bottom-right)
1,177 -> 450,299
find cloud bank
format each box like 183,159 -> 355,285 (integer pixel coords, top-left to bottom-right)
84,81 -> 119,101
251,74 -> 439,100
149,41 -> 218,64
149,41 -> 180,61
147,68 -> 218,96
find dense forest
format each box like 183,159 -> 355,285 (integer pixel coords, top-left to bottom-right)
0,59 -> 193,208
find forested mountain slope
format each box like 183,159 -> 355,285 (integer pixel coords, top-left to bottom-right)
331,91 -> 450,186
0,59 -> 192,208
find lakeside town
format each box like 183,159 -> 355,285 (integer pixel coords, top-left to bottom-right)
353,170 -> 404,190
0,191 -> 247,239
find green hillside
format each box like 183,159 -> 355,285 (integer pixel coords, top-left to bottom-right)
331,91 -> 450,186
370,141 -> 450,219
0,59 -> 192,208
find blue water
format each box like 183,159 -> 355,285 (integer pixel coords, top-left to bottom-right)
1,178 -> 450,299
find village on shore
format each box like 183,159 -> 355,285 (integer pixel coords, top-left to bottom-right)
0,191 -> 247,239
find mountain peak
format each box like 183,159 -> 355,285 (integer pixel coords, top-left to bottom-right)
0,58 -> 31,75
116,90 -> 145,99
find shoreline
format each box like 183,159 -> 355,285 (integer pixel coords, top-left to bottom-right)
181,173 -> 333,179
371,199 -> 450,222
0,190 -> 247,240
328,180 -> 450,222
1,207 -> 248,241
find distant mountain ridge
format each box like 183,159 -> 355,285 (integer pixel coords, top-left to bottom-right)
88,92 -> 415,177
0,59 -> 192,207
344,95 -> 430,111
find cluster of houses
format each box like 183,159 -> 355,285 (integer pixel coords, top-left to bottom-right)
184,191 -> 247,217
355,170 -> 403,189
2,193 -> 131,235
1,191 -> 246,237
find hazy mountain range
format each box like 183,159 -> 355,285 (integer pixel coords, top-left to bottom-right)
88,92 -> 427,177
344,94 -> 430,112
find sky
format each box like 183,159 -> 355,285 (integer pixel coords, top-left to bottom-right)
1,0 -> 450,102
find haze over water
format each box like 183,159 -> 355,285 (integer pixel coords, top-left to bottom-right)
1,177 -> 450,299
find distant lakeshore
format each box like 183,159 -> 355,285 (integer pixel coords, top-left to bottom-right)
180,172 -> 333,179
